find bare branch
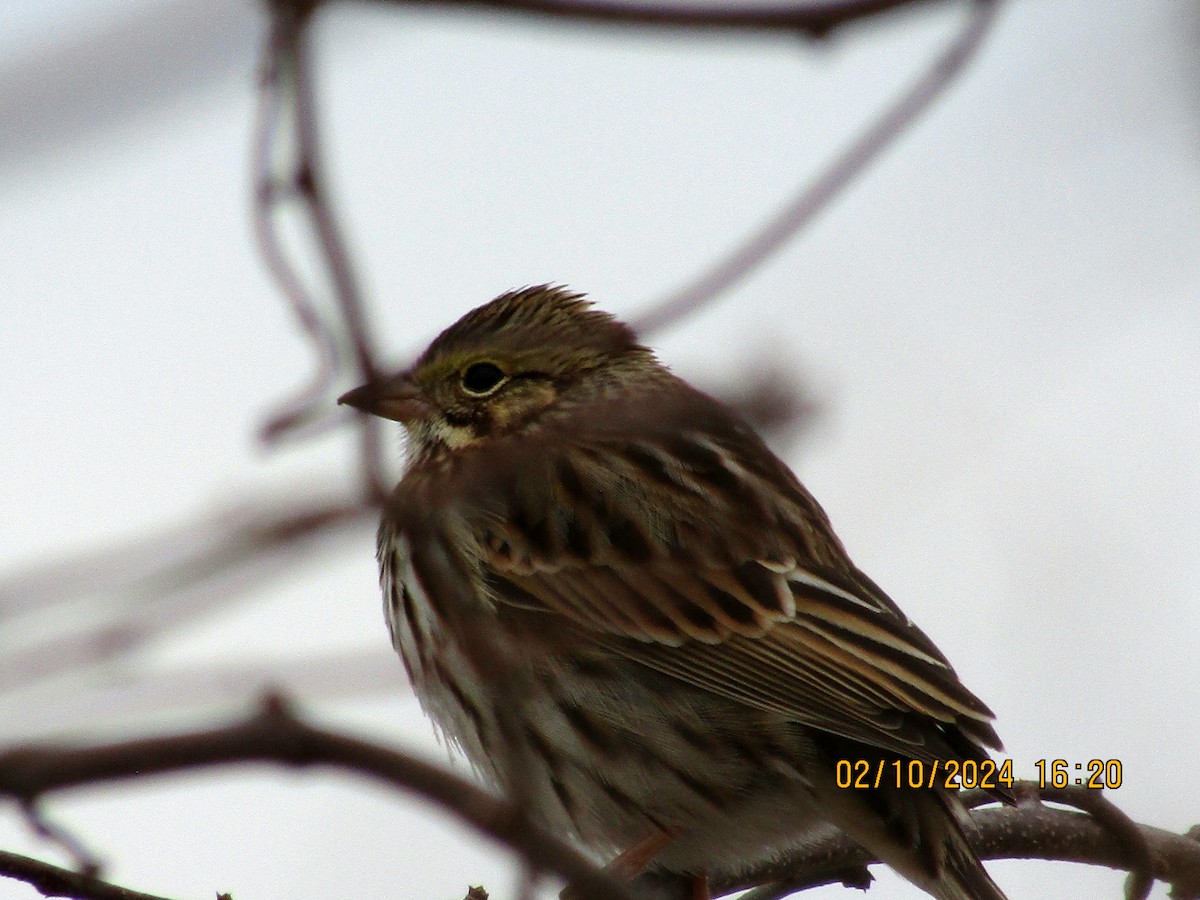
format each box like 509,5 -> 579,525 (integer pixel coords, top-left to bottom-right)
1,649 -> 404,741
1033,786 -> 1155,900
19,801 -> 101,880
254,3 -> 389,502
253,0 -> 996,481
3,702 -> 1199,900
251,11 -> 344,447
0,492 -> 372,693
0,848 -> 182,900
0,696 -> 631,900
632,0 -> 1000,336
718,788 -> 1200,900
355,0 -> 950,37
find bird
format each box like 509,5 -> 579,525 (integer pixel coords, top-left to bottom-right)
339,285 -> 1009,900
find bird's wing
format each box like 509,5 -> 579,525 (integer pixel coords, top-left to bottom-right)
475,425 -> 1002,763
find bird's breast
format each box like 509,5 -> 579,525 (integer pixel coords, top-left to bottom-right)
377,526 -> 499,776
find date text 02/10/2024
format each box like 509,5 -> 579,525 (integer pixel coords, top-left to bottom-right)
835,758 -> 1124,790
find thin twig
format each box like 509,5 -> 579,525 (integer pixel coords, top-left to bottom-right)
252,0 -> 993,484
736,865 -> 872,900
1041,787 -> 1156,900
364,0 -> 946,36
251,8 -> 343,446
19,801 -> 101,879
285,8 -> 389,503
632,0 -> 1000,336
0,649 -> 404,741
0,849 -> 181,900
253,3 -> 389,502
0,494 -> 372,693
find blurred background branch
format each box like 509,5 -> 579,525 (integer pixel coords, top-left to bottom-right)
2,701 -> 1198,899
3,0 -> 1197,898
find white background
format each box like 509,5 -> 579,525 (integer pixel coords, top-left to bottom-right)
1,1 -> 1197,898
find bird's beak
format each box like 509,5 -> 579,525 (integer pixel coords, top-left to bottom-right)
338,373 -> 431,423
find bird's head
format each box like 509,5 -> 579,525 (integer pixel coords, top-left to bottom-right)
339,285 -> 651,463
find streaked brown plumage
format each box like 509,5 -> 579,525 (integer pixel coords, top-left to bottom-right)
340,285 -> 1009,900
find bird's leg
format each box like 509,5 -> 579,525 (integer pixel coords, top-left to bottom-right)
561,830 -> 679,900
607,829 -> 677,880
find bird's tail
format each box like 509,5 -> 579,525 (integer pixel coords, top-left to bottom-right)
928,837 -> 1007,900
806,743 -> 1008,900
849,789 -> 1008,900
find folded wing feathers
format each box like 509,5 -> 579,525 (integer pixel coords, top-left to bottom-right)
786,574 -> 996,726
480,435 -> 998,747
789,624 -> 966,723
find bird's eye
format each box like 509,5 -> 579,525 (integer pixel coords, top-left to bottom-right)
460,362 -> 507,396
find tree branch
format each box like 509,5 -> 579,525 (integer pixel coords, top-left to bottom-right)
0,696 -> 629,900
631,0 -> 999,336
721,798 -> 1200,900
3,699 -> 1198,900
0,493 -> 372,694
357,0 -> 948,37
0,849 -> 182,900
254,1 -> 389,502
253,0 -> 996,467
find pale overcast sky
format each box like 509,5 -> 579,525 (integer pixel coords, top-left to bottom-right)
1,1 -> 1198,899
